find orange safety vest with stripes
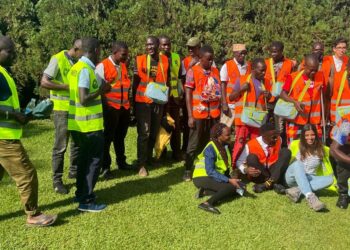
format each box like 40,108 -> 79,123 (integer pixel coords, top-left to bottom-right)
330,70 -> 350,123
247,137 -> 282,167
225,59 -> 251,105
288,71 -> 324,125
100,57 -> 130,109
264,58 -> 293,92
234,74 -> 267,126
135,54 -> 168,104
322,55 -> 349,85
191,64 -> 221,119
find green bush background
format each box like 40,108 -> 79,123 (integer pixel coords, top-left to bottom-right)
1,0 -> 350,95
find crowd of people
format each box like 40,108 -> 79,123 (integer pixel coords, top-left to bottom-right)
1,34 -> 350,226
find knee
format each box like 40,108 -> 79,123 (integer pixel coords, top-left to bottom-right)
325,175 -> 334,186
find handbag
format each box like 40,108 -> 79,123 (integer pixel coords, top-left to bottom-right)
274,71 -> 310,120
144,55 -> 169,104
335,71 -> 350,122
241,75 -> 268,128
32,98 -> 53,119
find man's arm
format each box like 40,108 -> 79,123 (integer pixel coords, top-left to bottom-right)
185,87 -> 195,128
40,57 -> 68,90
330,140 -> 350,164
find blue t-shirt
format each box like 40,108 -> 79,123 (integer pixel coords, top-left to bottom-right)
0,71 -> 12,101
331,119 -> 350,146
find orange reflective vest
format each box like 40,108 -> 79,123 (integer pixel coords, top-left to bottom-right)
247,137 -> 282,167
191,65 -> 221,119
264,58 -> 293,92
135,54 -> 168,104
100,57 -> 130,109
183,56 -> 193,72
330,70 -> 350,122
225,60 -> 251,105
322,55 -> 349,85
234,74 -> 267,126
288,71 -> 324,125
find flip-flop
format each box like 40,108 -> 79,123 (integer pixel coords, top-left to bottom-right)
26,214 -> 58,227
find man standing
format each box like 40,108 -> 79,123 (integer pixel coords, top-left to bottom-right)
298,42 -> 325,71
41,39 -> 83,194
96,41 -> 132,180
159,35 -> 183,161
0,36 -> 57,226
183,45 -> 221,181
220,43 -> 251,127
68,37 -> 108,212
280,54 -> 325,142
133,36 -> 169,176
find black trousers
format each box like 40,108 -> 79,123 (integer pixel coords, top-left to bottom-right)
102,105 -> 130,170
71,130 -> 104,204
193,177 -> 236,205
135,102 -> 164,166
336,161 -> 350,194
185,118 -> 218,171
181,101 -> 189,152
246,148 -> 291,184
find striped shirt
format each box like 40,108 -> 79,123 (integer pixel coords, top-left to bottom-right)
296,152 -> 321,175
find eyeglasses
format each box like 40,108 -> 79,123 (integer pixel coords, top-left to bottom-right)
335,46 -> 347,50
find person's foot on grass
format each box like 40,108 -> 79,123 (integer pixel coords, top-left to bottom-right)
182,170 -> 192,182
286,186 -> 301,203
101,169 -> 115,180
306,193 -> 326,212
138,166 -> 148,177
336,193 -> 349,209
78,203 -> 107,212
53,182 -> 69,195
198,202 -> 220,214
26,213 -> 57,227
273,183 -> 286,195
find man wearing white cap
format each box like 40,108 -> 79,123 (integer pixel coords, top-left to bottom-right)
220,44 -> 251,127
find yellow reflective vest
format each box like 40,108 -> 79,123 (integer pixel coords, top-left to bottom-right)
50,50 -> 73,111
193,141 -> 231,178
169,53 -> 182,98
289,140 -> 337,192
67,60 -> 103,132
0,66 -> 22,139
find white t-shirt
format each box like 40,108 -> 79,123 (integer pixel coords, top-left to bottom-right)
220,58 -> 248,82
333,55 -> 343,72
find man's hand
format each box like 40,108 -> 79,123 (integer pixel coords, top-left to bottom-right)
240,82 -> 250,93
246,167 -> 261,178
99,81 -> 111,94
262,91 -> 271,100
12,112 -> 28,125
188,116 -> 195,128
293,101 -> 304,113
228,178 -> 242,189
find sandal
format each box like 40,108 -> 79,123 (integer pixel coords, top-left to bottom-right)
26,213 -> 57,227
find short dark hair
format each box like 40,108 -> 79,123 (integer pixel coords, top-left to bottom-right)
111,41 -> 128,53
333,37 -> 347,48
199,44 -> 214,56
147,36 -> 159,46
81,37 -> 99,53
251,58 -> 265,69
158,35 -> 170,42
304,53 -> 318,65
260,123 -> 276,134
270,41 -> 284,51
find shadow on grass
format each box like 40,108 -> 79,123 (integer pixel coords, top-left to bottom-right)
0,165 -> 183,223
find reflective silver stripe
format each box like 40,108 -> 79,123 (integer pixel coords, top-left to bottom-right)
139,82 -> 148,87
110,87 -> 130,93
136,90 -> 145,96
68,113 -> 103,121
331,99 -> 350,104
69,99 -> 101,107
50,94 -> 69,100
106,98 -> 129,104
0,121 -> 21,129
0,105 -> 15,112
193,94 -> 201,99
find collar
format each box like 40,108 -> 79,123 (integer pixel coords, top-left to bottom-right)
80,56 -> 96,69
108,56 -> 120,66
257,136 -> 269,149
234,58 -> 247,67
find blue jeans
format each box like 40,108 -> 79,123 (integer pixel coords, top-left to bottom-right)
285,160 -> 333,195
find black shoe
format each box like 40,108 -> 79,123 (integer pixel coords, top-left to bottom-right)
53,182 -> 69,194
273,184 -> 286,195
253,183 -> 268,193
194,188 -> 205,199
336,194 -> 349,209
118,162 -> 133,170
68,172 -> 77,179
101,169 -> 114,180
198,202 -> 221,214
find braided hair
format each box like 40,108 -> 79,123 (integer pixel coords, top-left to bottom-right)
210,123 -> 230,167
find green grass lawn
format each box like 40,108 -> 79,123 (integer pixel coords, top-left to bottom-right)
1,120 -> 350,249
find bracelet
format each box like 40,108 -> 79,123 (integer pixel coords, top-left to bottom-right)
6,111 -> 8,120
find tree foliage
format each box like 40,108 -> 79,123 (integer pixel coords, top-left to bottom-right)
0,0 -> 349,97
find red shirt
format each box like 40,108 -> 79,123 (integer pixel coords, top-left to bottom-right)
283,74 -> 324,98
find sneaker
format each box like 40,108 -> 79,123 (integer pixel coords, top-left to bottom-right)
118,162 -> 134,170
194,188 -> 205,199
198,202 -> 221,214
182,170 -> 192,182
68,172 -> 77,179
273,184 -> 286,195
53,182 -> 69,194
253,180 -> 273,193
101,169 -> 114,180
336,194 -> 349,209
138,166 -> 148,177
78,203 -> 107,212
306,193 -> 326,212
286,186 -> 301,203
